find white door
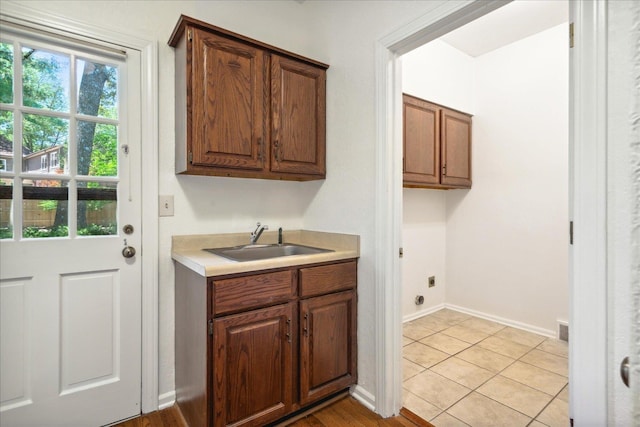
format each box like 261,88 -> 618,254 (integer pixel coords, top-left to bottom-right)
0,24 -> 142,426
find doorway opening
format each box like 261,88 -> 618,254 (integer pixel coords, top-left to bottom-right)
369,0 -> 618,424
397,2 -> 569,424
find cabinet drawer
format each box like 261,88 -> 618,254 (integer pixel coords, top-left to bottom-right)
299,261 -> 357,298
212,270 -> 295,315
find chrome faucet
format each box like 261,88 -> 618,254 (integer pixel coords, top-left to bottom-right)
249,222 -> 269,245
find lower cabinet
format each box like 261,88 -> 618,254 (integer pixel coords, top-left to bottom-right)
213,303 -> 294,427
299,290 -> 357,406
175,259 -> 357,427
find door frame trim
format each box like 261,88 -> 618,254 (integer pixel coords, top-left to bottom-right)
373,0 -> 607,423
0,1 -> 160,414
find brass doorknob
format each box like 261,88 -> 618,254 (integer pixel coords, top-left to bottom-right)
620,356 -> 629,387
122,246 -> 136,258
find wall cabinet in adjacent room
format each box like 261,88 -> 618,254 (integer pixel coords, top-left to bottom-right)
403,93 -> 472,189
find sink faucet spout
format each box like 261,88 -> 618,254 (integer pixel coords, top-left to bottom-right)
249,222 -> 269,245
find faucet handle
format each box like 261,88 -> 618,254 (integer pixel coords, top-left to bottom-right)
249,222 -> 269,244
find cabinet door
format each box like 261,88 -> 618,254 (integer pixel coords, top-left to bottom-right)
441,108 -> 472,187
403,95 -> 440,185
213,303 -> 294,427
271,55 -> 326,176
299,290 -> 357,406
191,28 -> 266,170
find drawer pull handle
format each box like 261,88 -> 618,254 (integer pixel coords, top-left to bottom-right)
286,318 -> 291,343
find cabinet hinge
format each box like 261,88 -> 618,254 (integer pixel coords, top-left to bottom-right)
569,22 -> 574,48
569,221 -> 574,245
208,319 -> 213,336
187,29 -> 193,42
188,151 -> 193,164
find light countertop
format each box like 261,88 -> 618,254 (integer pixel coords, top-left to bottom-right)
172,230 -> 359,277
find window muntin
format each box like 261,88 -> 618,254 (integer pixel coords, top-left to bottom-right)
0,31 -> 122,239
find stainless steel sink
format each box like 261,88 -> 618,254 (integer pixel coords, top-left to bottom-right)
205,243 -> 333,262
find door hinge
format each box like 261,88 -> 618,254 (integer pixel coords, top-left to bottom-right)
569,22 -> 574,48
188,151 -> 193,164
187,29 -> 193,42
569,221 -> 574,245
208,319 -> 213,336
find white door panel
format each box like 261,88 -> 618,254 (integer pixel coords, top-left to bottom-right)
1,240 -> 141,426
0,25 -> 142,427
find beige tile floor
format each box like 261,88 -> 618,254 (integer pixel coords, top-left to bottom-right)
402,309 -> 569,427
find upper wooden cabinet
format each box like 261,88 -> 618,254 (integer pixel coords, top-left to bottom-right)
403,94 -> 472,189
169,15 -> 328,181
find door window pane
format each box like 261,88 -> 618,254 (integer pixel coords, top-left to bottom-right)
22,113 -> 68,173
22,179 -> 68,238
0,110 -> 13,172
2,30 -> 123,241
0,42 -> 13,104
77,181 -> 116,236
76,59 -> 117,119
0,178 -> 12,239
22,46 -> 69,112
77,121 -> 117,177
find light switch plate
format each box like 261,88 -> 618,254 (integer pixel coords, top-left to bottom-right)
159,195 -> 174,217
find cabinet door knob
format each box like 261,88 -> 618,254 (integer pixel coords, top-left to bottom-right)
274,140 -> 281,162
257,137 -> 263,161
303,313 -> 308,337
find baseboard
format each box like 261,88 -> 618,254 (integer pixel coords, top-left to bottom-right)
402,303 -> 445,323
158,390 -> 176,410
444,304 -> 556,338
350,385 -> 376,412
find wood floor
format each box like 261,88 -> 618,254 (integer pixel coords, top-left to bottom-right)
112,397 -> 423,427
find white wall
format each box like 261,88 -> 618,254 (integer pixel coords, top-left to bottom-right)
445,23 -> 569,334
402,190 -> 448,317
10,0 -> 451,407
402,39 -> 476,114
401,40 -> 475,317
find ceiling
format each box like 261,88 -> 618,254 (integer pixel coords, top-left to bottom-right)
439,0 -> 569,57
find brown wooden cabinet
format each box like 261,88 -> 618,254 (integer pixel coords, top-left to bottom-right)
174,259 -> 357,427
213,303 -> 294,427
299,291 -> 357,406
169,15 -> 328,181
403,94 -> 472,189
